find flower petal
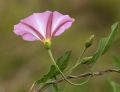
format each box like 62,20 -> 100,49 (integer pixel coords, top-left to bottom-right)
21,11 -> 52,38
22,33 -> 38,41
54,22 -> 73,36
14,23 -> 39,41
52,11 -> 74,36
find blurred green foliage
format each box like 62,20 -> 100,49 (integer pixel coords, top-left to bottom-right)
0,0 -> 120,92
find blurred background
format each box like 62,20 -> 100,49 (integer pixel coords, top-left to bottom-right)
0,0 -> 120,92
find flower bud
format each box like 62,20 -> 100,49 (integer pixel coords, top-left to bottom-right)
85,35 -> 95,48
44,39 -> 51,49
81,56 -> 93,64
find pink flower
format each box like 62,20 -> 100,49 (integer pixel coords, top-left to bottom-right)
13,11 -> 74,48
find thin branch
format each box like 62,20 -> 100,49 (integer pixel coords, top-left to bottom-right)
34,68 -> 120,92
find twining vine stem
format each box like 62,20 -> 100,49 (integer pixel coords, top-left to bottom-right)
47,49 -> 87,86
34,68 -> 120,92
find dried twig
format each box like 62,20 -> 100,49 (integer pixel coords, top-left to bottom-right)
33,68 -> 120,92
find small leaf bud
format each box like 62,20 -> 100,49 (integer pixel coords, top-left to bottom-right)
85,35 -> 95,48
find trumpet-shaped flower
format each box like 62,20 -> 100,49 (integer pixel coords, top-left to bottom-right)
13,11 -> 74,48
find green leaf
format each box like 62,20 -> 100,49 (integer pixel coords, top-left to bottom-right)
113,56 -> 120,68
36,65 -> 56,84
55,50 -> 72,75
91,22 -> 119,63
36,51 -> 71,84
102,22 -> 119,54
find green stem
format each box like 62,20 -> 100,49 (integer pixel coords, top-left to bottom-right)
48,49 -> 89,86
67,47 -> 87,74
76,47 -> 87,64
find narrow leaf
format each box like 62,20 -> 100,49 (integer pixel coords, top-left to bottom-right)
102,22 -> 119,54
91,22 -> 119,63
